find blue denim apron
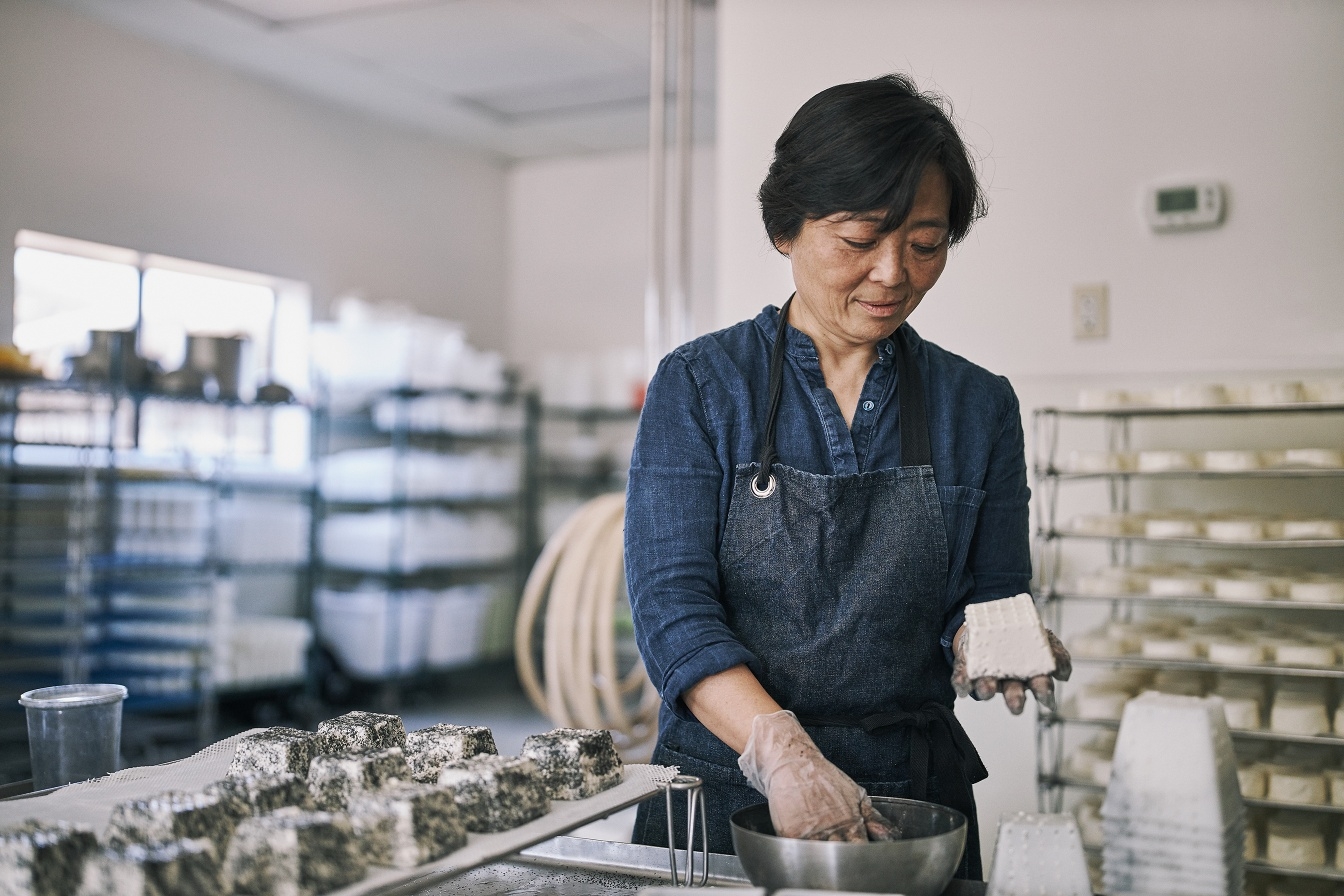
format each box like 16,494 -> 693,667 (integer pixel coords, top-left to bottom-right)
634,300 -> 988,879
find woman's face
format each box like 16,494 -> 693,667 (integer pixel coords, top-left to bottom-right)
779,164 -> 952,351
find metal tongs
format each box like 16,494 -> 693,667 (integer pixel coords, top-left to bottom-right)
663,774 -> 709,886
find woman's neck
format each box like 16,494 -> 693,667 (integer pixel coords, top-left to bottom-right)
786,302 -> 879,427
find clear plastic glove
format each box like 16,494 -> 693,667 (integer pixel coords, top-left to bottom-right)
950,626 -> 1073,714
737,710 -> 897,842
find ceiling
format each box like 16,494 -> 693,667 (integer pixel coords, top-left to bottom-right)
49,0 -> 716,160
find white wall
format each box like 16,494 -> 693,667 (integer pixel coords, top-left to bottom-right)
0,0 -> 509,347
504,146 -> 717,383
718,0 -> 1344,869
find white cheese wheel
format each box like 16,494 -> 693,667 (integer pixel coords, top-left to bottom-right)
1137,450 -> 1200,473
1077,388 -> 1130,410
1270,641 -> 1337,667
1336,704 -> 1344,735
1141,636 -> 1200,660
1266,817 -> 1326,867
1267,766 -> 1328,804
1068,514 -> 1130,536
1172,383 -> 1229,408
1069,632 -> 1132,659
1288,578 -> 1344,604
1064,450 -> 1137,474
1213,575 -> 1276,601
1270,697 -> 1331,736
1205,518 -> 1266,542
1150,671 -> 1207,696
1302,379 -> 1344,403
1218,695 -> 1262,730
1201,449 -> 1264,472
1281,448 -> 1344,468
1075,568 -> 1139,596
1206,639 -> 1266,666
1248,381 -> 1306,406
1237,763 -> 1267,799
1145,517 -> 1203,539
1245,824 -> 1260,861
1279,519 -> 1344,540
1147,573 -> 1210,597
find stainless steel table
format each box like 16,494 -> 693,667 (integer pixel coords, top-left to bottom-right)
438,836 -> 987,895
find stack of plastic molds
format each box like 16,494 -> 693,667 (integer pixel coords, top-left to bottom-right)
985,812 -> 1092,896
1101,691 -> 1246,896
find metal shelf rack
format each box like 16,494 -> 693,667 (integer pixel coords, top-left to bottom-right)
0,379 -> 317,781
1032,398 -> 1344,890
310,386 -> 541,707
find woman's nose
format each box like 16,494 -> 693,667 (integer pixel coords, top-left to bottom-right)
869,238 -> 905,287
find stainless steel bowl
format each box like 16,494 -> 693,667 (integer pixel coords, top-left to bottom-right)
730,796 -> 967,894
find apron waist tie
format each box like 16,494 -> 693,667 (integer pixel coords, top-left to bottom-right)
797,703 -> 988,804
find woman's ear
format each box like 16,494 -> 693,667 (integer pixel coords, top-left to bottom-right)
772,236 -> 793,258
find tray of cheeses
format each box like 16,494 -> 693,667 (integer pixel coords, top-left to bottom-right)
0,712 -> 678,896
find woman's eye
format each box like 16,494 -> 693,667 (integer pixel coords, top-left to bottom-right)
912,243 -> 941,256
842,239 -> 876,250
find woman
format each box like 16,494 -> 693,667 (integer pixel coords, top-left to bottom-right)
624,74 -> 1069,880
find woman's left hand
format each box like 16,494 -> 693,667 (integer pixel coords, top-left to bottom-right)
950,627 -> 1072,714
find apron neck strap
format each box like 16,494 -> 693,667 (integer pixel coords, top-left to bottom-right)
755,299 -> 933,490
894,325 -> 932,467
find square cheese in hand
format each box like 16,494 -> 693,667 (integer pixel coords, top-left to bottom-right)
964,593 -> 1056,681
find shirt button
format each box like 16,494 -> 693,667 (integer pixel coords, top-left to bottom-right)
862,400 -> 875,412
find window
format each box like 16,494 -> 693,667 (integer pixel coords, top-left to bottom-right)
11,231 -> 312,470
13,230 -> 311,396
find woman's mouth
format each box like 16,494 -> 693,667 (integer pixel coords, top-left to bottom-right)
856,300 -> 901,317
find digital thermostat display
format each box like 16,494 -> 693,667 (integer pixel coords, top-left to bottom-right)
1147,181 -> 1225,232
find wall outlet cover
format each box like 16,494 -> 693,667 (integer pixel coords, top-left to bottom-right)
1073,283 -> 1109,339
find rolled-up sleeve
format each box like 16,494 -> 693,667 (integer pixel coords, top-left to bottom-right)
625,352 -> 757,720
938,382 -> 1033,663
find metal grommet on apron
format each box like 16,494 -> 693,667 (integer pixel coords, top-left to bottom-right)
636,299 -> 988,880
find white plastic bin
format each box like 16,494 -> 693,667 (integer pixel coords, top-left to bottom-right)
315,588 -> 429,679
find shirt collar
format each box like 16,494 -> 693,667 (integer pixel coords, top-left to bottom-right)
755,303 -> 918,362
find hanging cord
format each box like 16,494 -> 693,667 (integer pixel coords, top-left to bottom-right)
514,494 -> 661,756
753,297 -> 793,495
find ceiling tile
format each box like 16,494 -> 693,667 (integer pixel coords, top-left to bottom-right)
462,65 -> 647,120
293,0 -> 641,95
47,0 -> 717,159
209,0 -> 443,26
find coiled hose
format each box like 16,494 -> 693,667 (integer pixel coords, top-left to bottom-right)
514,493 -> 660,754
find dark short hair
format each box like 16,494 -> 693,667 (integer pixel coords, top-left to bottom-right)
759,74 -> 985,248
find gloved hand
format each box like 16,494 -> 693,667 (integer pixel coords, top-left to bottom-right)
737,710 -> 897,842
950,626 -> 1073,714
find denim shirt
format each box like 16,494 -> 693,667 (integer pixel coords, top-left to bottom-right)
625,305 -> 1032,720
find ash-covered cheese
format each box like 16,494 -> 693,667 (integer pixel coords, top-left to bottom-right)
963,593 -> 1056,681
77,838 -> 222,896
403,724 -> 497,784
224,809 -> 366,896
520,728 -> 623,800
107,789 -> 248,856
229,728 -> 320,779
346,783 -> 466,869
205,773 -> 312,816
307,747 -> 412,811
315,711 -> 405,757
436,755 -> 549,832
0,821 -> 97,896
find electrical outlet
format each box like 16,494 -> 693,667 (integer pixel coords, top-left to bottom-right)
1073,283 -> 1109,339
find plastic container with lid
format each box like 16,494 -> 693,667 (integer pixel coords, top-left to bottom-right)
19,683 -> 128,790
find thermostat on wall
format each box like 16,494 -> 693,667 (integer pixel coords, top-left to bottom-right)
1146,181 -> 1225,232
